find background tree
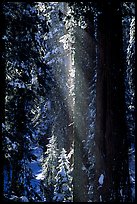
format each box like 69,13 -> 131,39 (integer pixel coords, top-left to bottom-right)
122,2 -> 135,201
2,2 -> 51,201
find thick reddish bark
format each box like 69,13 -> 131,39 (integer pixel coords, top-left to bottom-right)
94,2 -> 131,202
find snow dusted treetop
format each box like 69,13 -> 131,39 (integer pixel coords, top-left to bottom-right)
42,134 -> 59,185
41,133 -> 59,202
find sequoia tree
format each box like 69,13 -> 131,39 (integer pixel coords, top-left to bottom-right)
94,2 -> 131,202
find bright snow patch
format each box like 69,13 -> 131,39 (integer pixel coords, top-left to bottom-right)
100,195 -> 102,202
19,196 -> 29,202
9,195 -> 18,201
2,123 -> 5,128
120,189 -> 123,196
36,172 -> 44,180
98,174 -> 104,185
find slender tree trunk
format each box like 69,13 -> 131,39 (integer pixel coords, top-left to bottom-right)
94,2 -> 131,202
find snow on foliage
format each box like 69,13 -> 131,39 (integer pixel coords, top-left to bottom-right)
9,195 -> 19,201
41,134 -> 59,201
8,195 -> 29,202
36,172 -> 44,180
53,148 -> 73,202
123,4 -> 135,201
19,196 -> 29,202
129,144 -> 135,201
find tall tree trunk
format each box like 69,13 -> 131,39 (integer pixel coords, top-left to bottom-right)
73,36 -> 88,202
94,2 -> 131,202
73,13 -> 96,202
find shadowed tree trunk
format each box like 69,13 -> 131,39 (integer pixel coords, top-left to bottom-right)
73,28 -> 88,202
94,2 -> 131,202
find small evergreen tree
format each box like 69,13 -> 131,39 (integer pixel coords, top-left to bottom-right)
53,148 -> 73,202
41,134 -> 59,202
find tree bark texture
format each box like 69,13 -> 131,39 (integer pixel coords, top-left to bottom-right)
94,2 -> 131,202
